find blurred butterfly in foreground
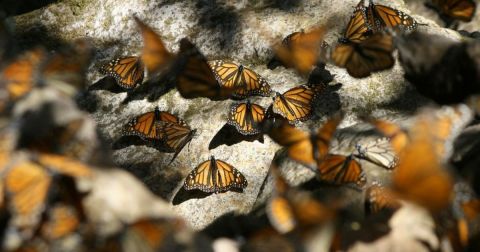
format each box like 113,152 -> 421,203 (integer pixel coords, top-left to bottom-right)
332,33 -> 395,78
266,112 -> 344,169
99,56 -> 145,89
317,154 -> 366,187
427,0 -> 476,25
270,27 -> 327,75
365,182 -> 401,215
208,60 -> 272,98
175,38 -> 235,101
271,85 -> 323,124
227,100 -> 266,136
184,156 -> 247,193
134,16 -> 174,75
392,115 -> 454,213
355,137 -> 398,169
266,163 -> 335,234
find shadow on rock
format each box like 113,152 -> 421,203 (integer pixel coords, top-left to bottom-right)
87,76 -> 126,93
208,124 -> 264,150
313,83 -> 342,117
122,75 -> 176,104
172,187 -> 246,205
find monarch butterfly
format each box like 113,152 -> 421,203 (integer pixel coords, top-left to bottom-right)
100,56 -> 145,89
355,137 -> 398,169
134,17 -> 174,74
332,33 -> 395,78
339,0 -> 373,44
272,27 -> 327,75
175,38 -> 234,101
266,112 -> 344,168
365,0 -> 419,32
266,164 -> 334,234
362,116 -> 408,155
208,60 -> 272,98
0,47 -> 45,104
271,85 -> 322,124
429,0 -> 476,22
365,183 -> 401,214
122,107 -> 182,140
267,31 -> 303,70
156,120 -> 196,164
392,116 -> 453,213
227,100 -> 266,135
184,156 -> 247,193
317,154 -> 366,187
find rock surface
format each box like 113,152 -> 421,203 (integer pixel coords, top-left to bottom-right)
12,0 -> 480,230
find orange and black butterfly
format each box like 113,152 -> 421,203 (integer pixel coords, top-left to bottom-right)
391,115 -> 453,213
271,85 -> 322,124
317,154 -> 366,187
428,0 -> 476,23
332,33 -> 395,78
100,56 -> 145,89
365,182 -> 401,215
266,112 -> 344,168
39,203 -> 82,240
266,163 -> 334,234
227,100 -> 266,135
156,119 -> 197,164
365,0 -> 419,32
338,0 -> 373,44
0,47 -> 45,109
122,107 -> 182,140
184,156 -> 247,193
208,60 -> 272,98
271,27 -> 327,75
134,16 -> 174,75
175,38 -> 234,101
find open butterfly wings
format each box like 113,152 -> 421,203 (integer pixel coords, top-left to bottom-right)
227,101 -> 266,135
208,60 -> 272,98
365,0 -> 419,32
176,39 -> 234,101
100,56 -> 145,89
272,85 -> 320,124
184,156 -> 247,193
317,154 -> 366,187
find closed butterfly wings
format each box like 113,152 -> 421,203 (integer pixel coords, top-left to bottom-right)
365,0 -> 419,32
227,101 -> 265,135
184,156 -> 247,193
317,154 -> 366,187
340,0 -> 373,44
356,137 -> 398,169
100,56 -> 145,89
156,120 -> 196,163
208,60 -> 272,98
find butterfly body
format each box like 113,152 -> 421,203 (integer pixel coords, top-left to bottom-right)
184,156 -> 247,193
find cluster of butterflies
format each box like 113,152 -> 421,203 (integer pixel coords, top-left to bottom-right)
0,0 -> 478,251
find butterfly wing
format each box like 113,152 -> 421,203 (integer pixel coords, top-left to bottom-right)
356,137 -> 398,169
432,0 -> 476,22
367,1 -> 418,31
40,203 -> 80,240
227,102 -> 265,135
274,27 -> 327,75
273,85 -> 317,123
123,110 -> 159,139
184,159 -> 214,192
314,112 -> 344,164
156,121 -> 195,163
365,183 -> 401,214
100,56 -> 145,89
342,1 -> 372,43
237,67 -> 271,98
213,159 -> 248,192
266,196 -> 297,234
37,153 -> 93,178
176,39 -> 233,100
134,17 -> 173,74
208,60 -> 240,90
317,154 -> 366,186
